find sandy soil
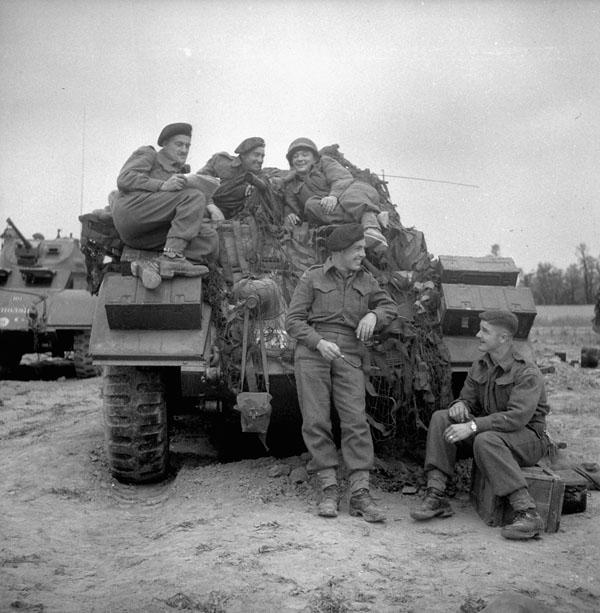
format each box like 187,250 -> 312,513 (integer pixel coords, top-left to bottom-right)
1,341 -> 600,613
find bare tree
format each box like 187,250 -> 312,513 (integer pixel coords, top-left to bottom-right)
576,243 -> 595,303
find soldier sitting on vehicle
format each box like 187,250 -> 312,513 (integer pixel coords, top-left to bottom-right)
198,137 -> 286,221
111,122 -> 219,290
283,138 -> 388,253
410,310 -> 551,541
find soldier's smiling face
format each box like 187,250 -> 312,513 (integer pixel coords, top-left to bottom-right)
162,134 -> 191,165
291,149 -> 316,174
337,239 -> 366,272
476,321 -> 508,353
240,146 -> 265,172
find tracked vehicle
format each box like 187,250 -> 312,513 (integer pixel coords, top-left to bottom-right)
83,146 -> 537,484
0,219 -> 98,377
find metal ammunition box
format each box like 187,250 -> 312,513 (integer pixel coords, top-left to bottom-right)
440,284 -> 537,338
438,255 -> 520,286
471,464 -> 564,533
103,274 -> 202,330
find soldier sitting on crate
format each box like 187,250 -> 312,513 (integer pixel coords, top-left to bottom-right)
198,137 -> 287,221
285,223 -> 398,523
111,122 -> 220,290
410,310 -> 551,540
282,138 -> 388,253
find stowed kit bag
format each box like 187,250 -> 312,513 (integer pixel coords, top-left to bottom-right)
234,391 -> 272,434
234,302 -> 272,435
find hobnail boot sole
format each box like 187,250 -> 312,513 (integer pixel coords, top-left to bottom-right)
159,263 -> 209,279
131,262 -> 161,290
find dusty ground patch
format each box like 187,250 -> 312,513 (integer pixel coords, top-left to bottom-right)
1,338 -> 600,612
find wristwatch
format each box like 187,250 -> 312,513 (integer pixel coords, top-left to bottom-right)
469,420 -> 478,434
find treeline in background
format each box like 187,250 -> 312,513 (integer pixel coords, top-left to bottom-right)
520,243 -> 599,306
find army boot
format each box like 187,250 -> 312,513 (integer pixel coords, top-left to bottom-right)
410,488 -> 454,521
131,259 -> 161,290
317,485 -> 339,518
349,489 -> 386,523
501,509 -> 544,540
158,251 -> 209,279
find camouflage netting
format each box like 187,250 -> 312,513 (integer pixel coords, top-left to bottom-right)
80,144 -> 453,452
203,144 -> 452,452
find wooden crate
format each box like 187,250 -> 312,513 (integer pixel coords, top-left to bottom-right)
471,464 -> 564,533
438,255 -> 519,287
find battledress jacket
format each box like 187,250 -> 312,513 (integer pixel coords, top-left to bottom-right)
283,155 -> 355,219
285,259 -> 398,350
116,146 -> 189,193
458,348 -> 549,436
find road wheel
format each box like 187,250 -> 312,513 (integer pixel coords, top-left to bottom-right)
73,330 -> 100,378
103,366 -> 169,484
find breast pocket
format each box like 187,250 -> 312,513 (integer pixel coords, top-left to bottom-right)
494,373 -> 515,408
313,280 -> 339,313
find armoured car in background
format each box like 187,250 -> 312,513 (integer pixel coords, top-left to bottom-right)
0,219 -> 98,377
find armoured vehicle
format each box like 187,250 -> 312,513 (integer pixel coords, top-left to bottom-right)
83,146 -> 537,484
0,219 -> 99,377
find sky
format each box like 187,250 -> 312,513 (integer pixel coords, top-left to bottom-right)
1,0 -> 599,274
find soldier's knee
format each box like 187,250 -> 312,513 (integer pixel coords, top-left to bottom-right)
473,431 -> 504,456
429,409 -> 451,427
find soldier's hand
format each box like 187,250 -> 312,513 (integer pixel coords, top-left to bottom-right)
207,204 -> 225,221
316,339 -> 342,361
286,213 -> 301,226
356,312 -> 377,342
320,196 -> 338,214
448,400 -> 470,423
161,175 -> 186,191
444,423 -> 472,444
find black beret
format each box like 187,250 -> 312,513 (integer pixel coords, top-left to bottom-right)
235,137 -> 265,155
479,310 -> 519,335
326,223 -> 365,252
157,122 -> 192,147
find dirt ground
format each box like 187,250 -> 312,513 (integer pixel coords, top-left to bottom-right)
2,333 -> 600,613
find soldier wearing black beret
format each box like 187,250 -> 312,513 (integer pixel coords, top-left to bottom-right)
286,224 -> 398,522
198,136 -> 284,220
411,309 -> 551,541
111,122 -> 218,289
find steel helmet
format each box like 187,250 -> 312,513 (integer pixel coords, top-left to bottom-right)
286,137 -> 319,164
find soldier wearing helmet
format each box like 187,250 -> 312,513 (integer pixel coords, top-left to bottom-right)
283,138 -> 388,252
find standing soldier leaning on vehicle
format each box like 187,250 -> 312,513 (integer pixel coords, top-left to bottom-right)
111,122 -> 219,289
285,223 -> 397,522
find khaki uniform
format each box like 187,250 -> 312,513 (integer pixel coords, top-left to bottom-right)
285,259 -> 397,491
425,348 -> 550,497
199,152 -> 285,219
284,155 -> 381,227
112,146 -> 217,261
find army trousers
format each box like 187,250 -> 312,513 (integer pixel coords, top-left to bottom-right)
425,409 -> 548,497
294,329 -> 373,492
304,181 -> 381,228
112,188 -> 217,262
